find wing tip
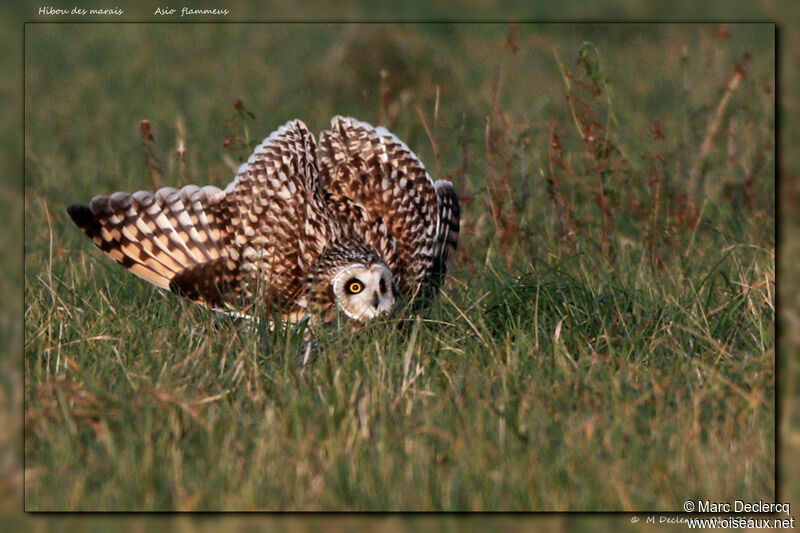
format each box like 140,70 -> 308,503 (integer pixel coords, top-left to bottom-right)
433,179 -> 455,191
67,203 -> 100,233
240,118 -> 316,176
261,118 -> 312,145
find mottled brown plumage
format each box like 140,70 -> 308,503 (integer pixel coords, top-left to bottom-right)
68,116 -> 459,322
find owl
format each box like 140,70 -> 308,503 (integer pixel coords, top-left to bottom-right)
67,116 -> 460,324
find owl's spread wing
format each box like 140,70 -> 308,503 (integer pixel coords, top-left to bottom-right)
223,119 -> 330,304
67,185 -> 239,308
317,116 -> 458,294
68,120 -> 329,310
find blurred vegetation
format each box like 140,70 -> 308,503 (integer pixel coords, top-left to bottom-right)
23,23 -> 775,512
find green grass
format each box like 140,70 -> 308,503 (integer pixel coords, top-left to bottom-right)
24,23 -> 774,510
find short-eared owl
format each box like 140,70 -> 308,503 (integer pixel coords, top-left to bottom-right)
68,117 -> 460,323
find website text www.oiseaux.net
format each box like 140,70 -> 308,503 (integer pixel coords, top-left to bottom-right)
686,516 -> 795,528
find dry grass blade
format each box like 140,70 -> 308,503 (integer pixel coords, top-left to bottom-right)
140,119 -> 164,190
689,53 -> 751,210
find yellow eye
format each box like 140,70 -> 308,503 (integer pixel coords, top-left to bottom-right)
347,281 -> 363,294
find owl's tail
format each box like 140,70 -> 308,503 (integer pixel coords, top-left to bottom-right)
67,185 -> 238,306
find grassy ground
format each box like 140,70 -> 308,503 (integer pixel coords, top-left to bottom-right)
24,23 -> 774,510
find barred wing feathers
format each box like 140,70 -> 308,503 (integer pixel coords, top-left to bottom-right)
67,120 -> 329,309
432,179 -> 460,280
67,185 -> 237,307
221,119 -> 330,303
318,116 -> 458,294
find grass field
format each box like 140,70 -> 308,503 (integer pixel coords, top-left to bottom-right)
24,23 -> 775,510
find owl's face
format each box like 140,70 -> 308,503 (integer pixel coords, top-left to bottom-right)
330,263 -> 396,321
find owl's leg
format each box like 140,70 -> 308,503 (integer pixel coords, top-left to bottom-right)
298,316 -> 320,366
300,338 -> 317,366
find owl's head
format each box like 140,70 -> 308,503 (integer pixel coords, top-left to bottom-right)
329,262 -> 396,321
